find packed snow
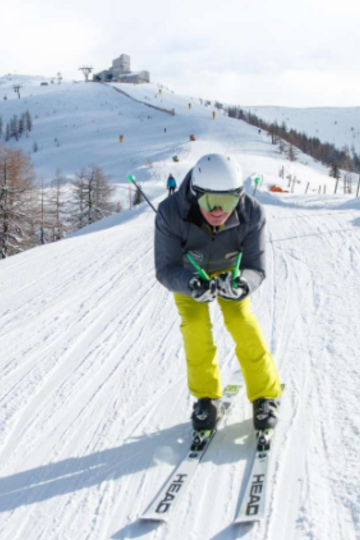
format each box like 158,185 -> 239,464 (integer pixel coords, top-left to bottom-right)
0,75 -> 338,202
245,105 -> 360,153
0,76 -> 360,540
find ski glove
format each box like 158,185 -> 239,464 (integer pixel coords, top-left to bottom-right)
217,272 -> 249,301
189,276 -> 218,303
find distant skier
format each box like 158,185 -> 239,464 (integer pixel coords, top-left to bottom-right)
155,154 -> 282,432
167,173 -> 177,196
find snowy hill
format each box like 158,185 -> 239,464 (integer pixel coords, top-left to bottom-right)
1,76 -> 360,540
245,105 -> 360,153
0,75 -> 338,203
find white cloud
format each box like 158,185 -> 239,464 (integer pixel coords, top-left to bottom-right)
2,0 -> 360,105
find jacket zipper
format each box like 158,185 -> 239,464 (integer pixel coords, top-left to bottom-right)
205,227 -> 217,274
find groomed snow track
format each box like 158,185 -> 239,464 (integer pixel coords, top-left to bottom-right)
0,80 -> 359,540
1,195 -> 359,540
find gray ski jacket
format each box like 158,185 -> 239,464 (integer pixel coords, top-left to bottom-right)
155,171 -> 267,297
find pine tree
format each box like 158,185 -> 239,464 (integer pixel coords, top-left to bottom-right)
5,123 -> 10,142
87,165 -> 114,224
278,140 -> 286,154
48,168 -> 68,241
72,166 -> 116,228
33,178 -> 52,245
71,169 -> 88,230
0,147 -> 36,258
23,187 -> 41,251
0,116 -> 3,140
10,115 -> 19,141
329,161 -> 341,180
25,110 -> 33,132
288,145 -> 296,162
269,123 -> 279,145
133,186 -> 145,206
19,114 -> 25,138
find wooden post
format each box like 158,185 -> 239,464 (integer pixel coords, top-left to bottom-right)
305,182 -> 309,193
334,177 -> 339,194
324,185 -> 326,194
129,186 -> 132,209
356,177 -> 360,197
318,185 -> 321,194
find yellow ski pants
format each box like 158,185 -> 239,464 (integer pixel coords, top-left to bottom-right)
174,293 -> 281,402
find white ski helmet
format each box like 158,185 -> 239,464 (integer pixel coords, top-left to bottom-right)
191,153 -> 243,193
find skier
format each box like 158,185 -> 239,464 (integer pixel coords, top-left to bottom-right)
167,173 -> 177,196
155,154 -> 282,433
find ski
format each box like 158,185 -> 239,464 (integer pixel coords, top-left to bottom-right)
140,384 -> 242,522
234,386 -> 285,523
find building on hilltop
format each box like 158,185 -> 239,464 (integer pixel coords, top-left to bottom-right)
112,54 -> 131,76
118,71 -> 150,84
94,54 -> 150,84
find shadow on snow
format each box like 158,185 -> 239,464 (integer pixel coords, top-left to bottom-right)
0,419 -> 253,516
111,419 -> 254,539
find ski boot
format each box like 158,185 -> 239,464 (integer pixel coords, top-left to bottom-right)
253,398 -> 279,451
253,398 -> 278,430
190,398 -> 222,451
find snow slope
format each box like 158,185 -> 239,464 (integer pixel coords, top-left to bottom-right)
1,79 -> 360,540
245,105 -> 360,153
0,76 -> 336,200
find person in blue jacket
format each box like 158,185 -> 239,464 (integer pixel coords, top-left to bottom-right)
167,174 -> 177,196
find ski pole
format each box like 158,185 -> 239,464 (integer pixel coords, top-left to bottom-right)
128,175 -> 157,213
185,253 -> 211,281
232,251 -> 243,288
127,175 -> 211,281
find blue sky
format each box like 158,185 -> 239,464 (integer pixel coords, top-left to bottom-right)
2,0 -> 360,107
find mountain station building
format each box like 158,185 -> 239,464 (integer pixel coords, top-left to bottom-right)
94,54 -> 150,84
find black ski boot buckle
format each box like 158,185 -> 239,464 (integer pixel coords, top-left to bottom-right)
191,429 -> 212,451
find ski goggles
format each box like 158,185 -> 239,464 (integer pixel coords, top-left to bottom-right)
195,190 -> 241,213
